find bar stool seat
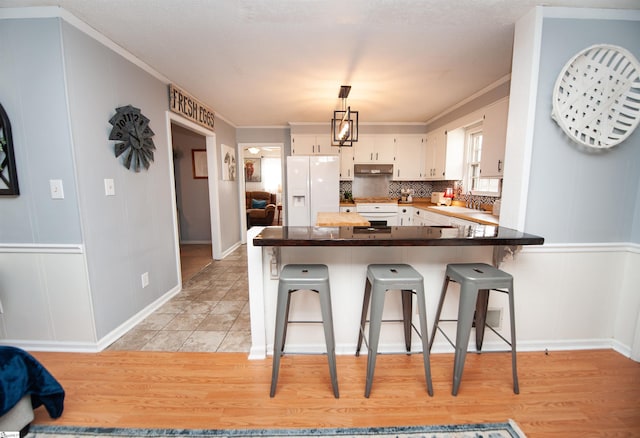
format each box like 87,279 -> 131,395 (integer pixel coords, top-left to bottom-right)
356,264 -> 433,398
429,262 -> 518,396
270,264 -> 339,398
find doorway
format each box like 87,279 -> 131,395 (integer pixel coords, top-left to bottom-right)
171,123 -> 212,278
240,143 -> 284,237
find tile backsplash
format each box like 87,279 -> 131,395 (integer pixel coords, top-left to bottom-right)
340,180 -> 500,205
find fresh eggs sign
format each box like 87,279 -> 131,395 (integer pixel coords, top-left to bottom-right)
168,84 -> 215,131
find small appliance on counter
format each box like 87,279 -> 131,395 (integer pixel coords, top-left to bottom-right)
431,191 -> 451,206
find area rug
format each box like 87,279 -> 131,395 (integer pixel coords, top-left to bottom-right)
25,421 -> 526,438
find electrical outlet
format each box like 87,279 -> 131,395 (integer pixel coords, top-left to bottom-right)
141,272 -> 149,288
486,308 -> 502,329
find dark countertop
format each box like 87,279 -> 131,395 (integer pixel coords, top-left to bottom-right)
253,225 -> 544,247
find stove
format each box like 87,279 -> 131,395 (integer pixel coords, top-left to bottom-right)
354,198 -> 399,226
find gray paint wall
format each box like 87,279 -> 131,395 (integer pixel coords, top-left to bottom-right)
0,18 -> 82,244
212,117 -> 241,252
0,16 -> 181,341
61,21 -> 180,338
526,18 -> 640,243
0,17 -> 182,340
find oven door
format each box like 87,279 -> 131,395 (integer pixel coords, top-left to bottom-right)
358,212 -> 398,226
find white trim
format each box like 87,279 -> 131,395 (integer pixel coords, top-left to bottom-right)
0,243 -> 84,254
425,74 -> 511,126
543,6 -> 640,20
521,242 -> 640,254
167,111 -> 223,260
96,284 -> 182,351
0,7 -> 170,84
500,7 -> 543,231
0,7 -> 243,128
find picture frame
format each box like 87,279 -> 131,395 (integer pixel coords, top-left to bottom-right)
0,103 -> 19,196
244,158 -> 261,182
221,144 -> 236,181
192,149 -> 208,179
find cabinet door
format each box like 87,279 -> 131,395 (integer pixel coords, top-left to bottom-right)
315,134 -> 334,155
353,134 -> 375,162
373,134 -> 396,163
394,135 -> 425,180
291,134 -> 336,155
291,134 -> 315,155
425,130 -> 446,180
481,98 -> 508,177
339,146 -> 354,180
398,206 -> 413,225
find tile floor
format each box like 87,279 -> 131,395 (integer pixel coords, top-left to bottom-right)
107,244 -> 251,353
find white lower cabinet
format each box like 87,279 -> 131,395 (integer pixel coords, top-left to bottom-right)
449,217 -> 477,227
398,206 -> 413,225
340,206 -> 355,213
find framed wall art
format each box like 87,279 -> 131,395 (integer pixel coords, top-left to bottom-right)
192,149 -> 208,178
244,158 -> 261,182
221,144 -> 236,181
0,103 -> 19,196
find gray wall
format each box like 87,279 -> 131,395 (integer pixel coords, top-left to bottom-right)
61,21 -> 180,338
525,18 -> 640,243
171,124 -> 211,243
212,117 -> 241,252
1,16 -> 181,342
0,18 -> 82,244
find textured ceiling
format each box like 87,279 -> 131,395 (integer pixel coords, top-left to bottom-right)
2,0 -> 639,126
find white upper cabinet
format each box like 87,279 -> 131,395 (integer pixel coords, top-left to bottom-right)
425,128 -> 464,181
394,134 -> 426,180
338,146 -> 354,180
480,97 -> 509,177
291,134 -> 336,155
354,134 -> 396,163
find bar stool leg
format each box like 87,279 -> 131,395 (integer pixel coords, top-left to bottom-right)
270,283 -> 290,397
318,287 -> 340,398
452,283 -> 479,396
429,275 -> 450,351
281,291 -> 293,352
356,279 -> 372,357
364,284 -> 386,398
415,285 -> 434,396
474,289 -> 490,350
508,285 -> 519,394
401,289 -> 413,353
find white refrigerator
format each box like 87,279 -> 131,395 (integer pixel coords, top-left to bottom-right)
286,155 -> 340,226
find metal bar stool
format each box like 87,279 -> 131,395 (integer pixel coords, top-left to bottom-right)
270,264 -> 339,398
356,264 -> 433,398
429,262 -> 518,396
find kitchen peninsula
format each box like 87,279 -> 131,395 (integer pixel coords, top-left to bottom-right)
246,224 -> 543,359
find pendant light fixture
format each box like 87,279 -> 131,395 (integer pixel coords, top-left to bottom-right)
331,85 -> 358,147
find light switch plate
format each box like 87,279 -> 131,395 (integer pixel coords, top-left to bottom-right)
104,178 -> 115,196
49,179 -> 64,199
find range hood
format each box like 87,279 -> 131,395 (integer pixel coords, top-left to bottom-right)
353,163 -> 393,175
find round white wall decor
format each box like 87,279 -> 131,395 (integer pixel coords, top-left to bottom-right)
551,44 -> 640,150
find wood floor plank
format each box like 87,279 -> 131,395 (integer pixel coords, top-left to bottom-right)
28,349 -> 640,437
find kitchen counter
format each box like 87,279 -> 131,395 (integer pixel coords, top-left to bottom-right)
246,224 -> 544,359
254,225 -> 542,247
316,212 -> 370,226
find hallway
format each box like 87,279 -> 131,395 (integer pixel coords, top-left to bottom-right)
108,244 -> 250,352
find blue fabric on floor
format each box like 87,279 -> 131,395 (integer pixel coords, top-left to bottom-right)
0,346 -> 65,418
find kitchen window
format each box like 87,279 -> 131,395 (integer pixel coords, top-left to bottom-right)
464,124 -> 501,196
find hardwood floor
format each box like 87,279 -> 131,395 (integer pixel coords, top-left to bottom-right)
30,349 -> 640,437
